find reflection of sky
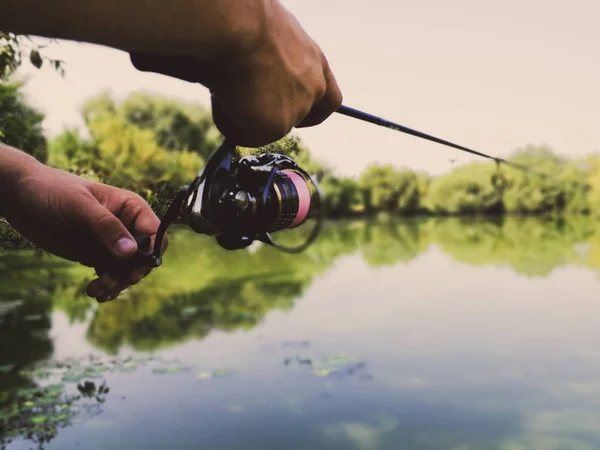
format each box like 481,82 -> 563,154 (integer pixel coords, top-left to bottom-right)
34,247 -> 600,449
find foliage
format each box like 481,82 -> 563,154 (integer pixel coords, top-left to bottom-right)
0,81 -> 47,162
424,161 -> 504,215
48,93 -> 204,202
0,218 -> 32,249
1,32 -> 64,81
359,164 -> 422,215
83,91 -> 221,160
319,175 -> 362,217
501,145 -> 590,215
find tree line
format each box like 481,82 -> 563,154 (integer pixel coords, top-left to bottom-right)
2,73 -> 600,220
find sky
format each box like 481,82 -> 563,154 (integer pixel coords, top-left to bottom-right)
12,0 -> 600,177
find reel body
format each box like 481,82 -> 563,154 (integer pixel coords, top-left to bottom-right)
102,139 -> 323,281
181,140 -> 320,250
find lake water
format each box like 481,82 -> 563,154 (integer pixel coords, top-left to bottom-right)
3,217 -> 600,450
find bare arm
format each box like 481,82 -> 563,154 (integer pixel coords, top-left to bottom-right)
0,144 -> 37,218
0,0 -> 266,59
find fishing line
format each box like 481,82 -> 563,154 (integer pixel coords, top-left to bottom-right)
336,105 -> 547,178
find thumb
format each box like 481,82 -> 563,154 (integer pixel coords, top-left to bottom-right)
77,202 -> 138,258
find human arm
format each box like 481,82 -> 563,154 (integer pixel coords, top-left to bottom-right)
0,143 -> 165,302
0,0 -> 343,146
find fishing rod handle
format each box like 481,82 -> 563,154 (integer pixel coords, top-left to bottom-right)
97,235 -> 162,283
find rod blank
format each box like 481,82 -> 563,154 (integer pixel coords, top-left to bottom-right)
336,105 -> 541,176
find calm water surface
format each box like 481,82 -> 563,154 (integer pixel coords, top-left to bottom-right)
2,217 -> 600,449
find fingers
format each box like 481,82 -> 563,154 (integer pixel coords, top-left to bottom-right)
68,197 -> 138,259
87,268 -> 146,303
129,52 -> 214,86
115,194 -> 168,258
211,92 -> 295,148
296,56 -> 343,128
83,189 -> 166,302
210,53 -> 342,146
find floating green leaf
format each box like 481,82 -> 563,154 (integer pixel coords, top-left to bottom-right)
30,415 -> 48,424
0,408 -> 19,420
16,387 -> 38,398
312,369 -> 336,377
152,367 -> 180,375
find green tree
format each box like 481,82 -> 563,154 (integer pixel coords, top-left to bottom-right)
502,145 -> 589,215
423,161 -> 503,215
0,81 -> 47,162
1,32 -> 64,80
48,93 -> 204,203
120,92 -> 221,160
359,163 -> 421,215
319,175 -> 362,217
80,91 -> 221,161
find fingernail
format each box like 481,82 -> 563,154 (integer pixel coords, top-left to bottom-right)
115,238 -> 136,255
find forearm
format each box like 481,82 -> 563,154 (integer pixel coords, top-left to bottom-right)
0,0 -> 271,59
0,144 -> 40,218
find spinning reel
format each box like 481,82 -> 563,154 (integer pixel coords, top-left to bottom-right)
103,139 -> 324,280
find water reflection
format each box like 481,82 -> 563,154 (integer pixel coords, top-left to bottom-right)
3,216 -> 600,448
3,216 -> 600,356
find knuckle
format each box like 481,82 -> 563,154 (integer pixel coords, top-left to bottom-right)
96,210 -> 119,231
252,113 -> 293,144
296,102 -> 314,126
314,75 -> 327,102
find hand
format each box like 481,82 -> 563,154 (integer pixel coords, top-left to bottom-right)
3,159 -> 166,303
130,0 -> 343,147
1,0 -> 342,146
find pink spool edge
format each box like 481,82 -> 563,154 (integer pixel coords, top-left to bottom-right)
283,170 -> 311,227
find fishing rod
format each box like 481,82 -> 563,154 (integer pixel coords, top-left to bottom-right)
336,105 -> 546,178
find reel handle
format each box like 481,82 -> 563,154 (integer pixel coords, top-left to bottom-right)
99,235 -> 163,282
96,184 -> 188,284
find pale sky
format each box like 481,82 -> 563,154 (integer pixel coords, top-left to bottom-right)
13,0 -> 600,177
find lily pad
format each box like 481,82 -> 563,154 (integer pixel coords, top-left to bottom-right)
152,367 -> 181,375
196,369 -> 233,379
0,408 -> 19,420
312,369 -> 336,377
30,415 -> 49,424
325,354 -> 358,365
16,387 -> 39,398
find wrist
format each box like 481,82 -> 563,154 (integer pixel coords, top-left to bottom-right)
0,144 -> 42,218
